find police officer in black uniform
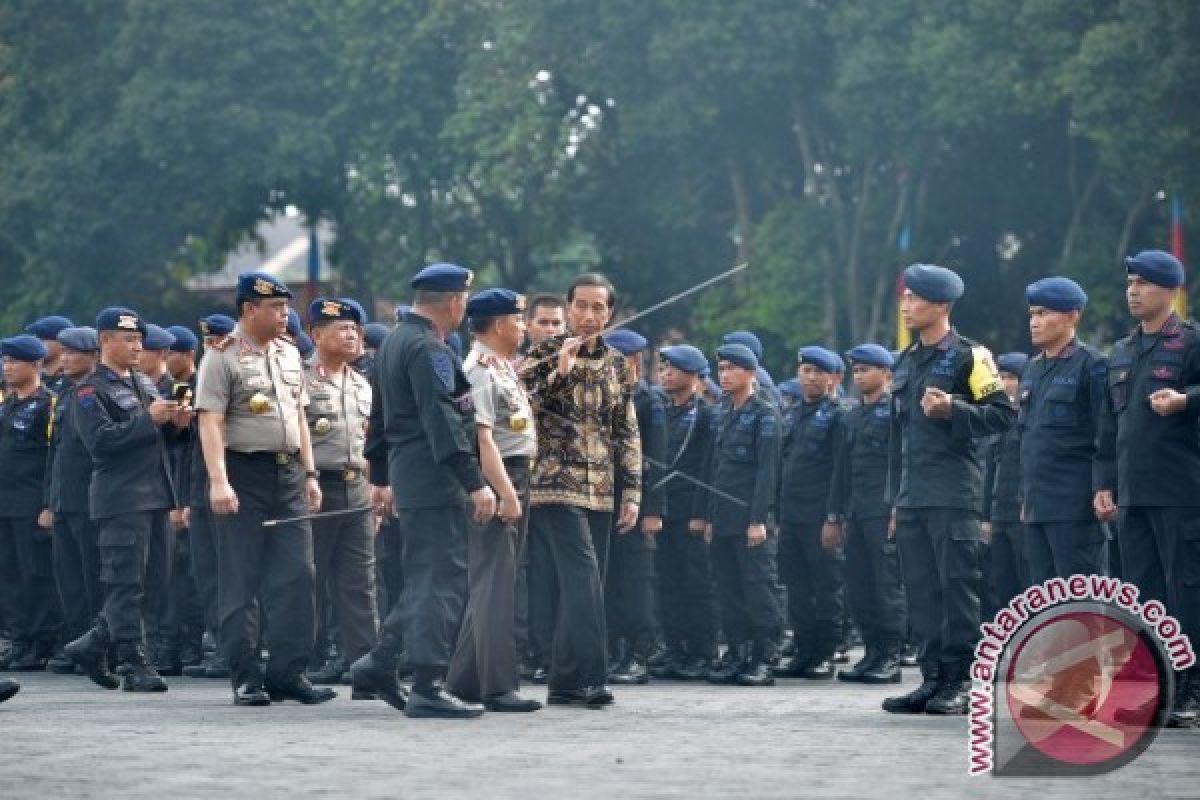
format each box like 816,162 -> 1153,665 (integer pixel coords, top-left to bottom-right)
66,308 -> 188,692
1020,278 -> 1108,583
1095,250 -> 1200,728
983,353 -> 1028,615
704,343 -> 782,687
883,264 -> 1015,716
25,316 -> 75,397
776,346 -> 847,681
194,273 -> 333,707
603,329 -> 666,685
46,327 -> 102,672
652,344 -> 719,680
0,335 -> 61,671
352,263 -> 495,719
831,344 -> 907,685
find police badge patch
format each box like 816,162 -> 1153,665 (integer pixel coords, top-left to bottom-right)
431,351 -> 456,391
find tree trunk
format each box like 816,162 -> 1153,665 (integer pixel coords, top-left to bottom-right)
1114,189 -> 1151,273
727,157 -> 754,267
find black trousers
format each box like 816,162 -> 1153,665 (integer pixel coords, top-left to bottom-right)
0,517 -> 61,645
188,505 -> 220,641
375,516 -> 405,631
989,522 -> 1028,611
447,461 -> 529,699
528,504 -> 611,691
1024,520 -> 1107,584
895,508 -> 983,677
1119,507 -> 1200,652
523,507 -> 560,667
604,523 -> 658,655
158,528 -> 204,652
97,511 -> 170,646
212,452 -> 316,685
379,503 -> 469,672
844,515 -> 906,647
312,475 -> 378,662
779,521 -> 845,659
53,512 -> 104,642
710,530 -> 780,644
656,516 -> 717,651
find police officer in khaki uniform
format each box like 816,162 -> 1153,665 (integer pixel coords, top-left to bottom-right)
304,298 -> 379,683
446,288 -> 542,712
194,272 -> 333,707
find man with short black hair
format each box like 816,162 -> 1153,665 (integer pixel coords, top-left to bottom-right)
525,293 -> 566,347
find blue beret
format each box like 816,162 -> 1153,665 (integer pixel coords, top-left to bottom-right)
286,309 -> 303,339
797,345 -> 841,374
25,316 -> 74,340
604,329 -> 649,355
845,343 -> 895,369
904,263 -> 964,303
309,298 -> 364,326
363,323 -> 390,349
446,331 -> 464,360
722,331 -> 763,361
1125,250 -> 1185,289
339,297 -> 368,324
142,324 -> 176,351
57,326 -> 99,353
235,271 -> 292,303
199,314 -> 236,337
997,352 -> 1028,377
297,332 -> 315,359
778,378 -> 803,399
394,304 -> 412,322
411,263 -> 474,292
1026,277 -> 1088,312
467,288 -> 526,319
95,307 -> 147,336
1,334 -> 48,362
659,344 -> 708,375
716,343 -> 758,371
166,325 -> 199,352
756,366 -> 776,389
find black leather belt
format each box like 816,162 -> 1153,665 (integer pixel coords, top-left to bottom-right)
319,468 -> 365,482
231,450 -> 299,466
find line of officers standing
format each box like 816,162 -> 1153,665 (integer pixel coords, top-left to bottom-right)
1,250 -> 1198,729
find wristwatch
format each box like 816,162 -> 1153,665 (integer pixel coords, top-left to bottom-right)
305,470 -> 319,480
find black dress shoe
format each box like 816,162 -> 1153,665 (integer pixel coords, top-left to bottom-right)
349,650 -> 408,710
307,655 -> 349,685
47,650 -> 76,674
735,660 -> 776,687
609,656 -> 649,685
585,685 -> 615,706
406,686 -> 484,718
234,681 -> 272,706
0,678 -> 19,704
925,680 -> 971,715
265,675 -> 337,704
8,645 -> 48,672
547,686 -> 612,708
484,691 -> 543,712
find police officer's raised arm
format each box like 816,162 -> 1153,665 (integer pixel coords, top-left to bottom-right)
74,384 -> 162,457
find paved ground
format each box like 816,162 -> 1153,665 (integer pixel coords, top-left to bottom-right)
1,665 -> 1196,799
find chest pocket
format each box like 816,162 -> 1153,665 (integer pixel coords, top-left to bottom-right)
1147,354 -> 1183,392
862,410 -> 889,449
722,415 -> 757,463
1041,384 -> 1079,427
9,406 -> 45,445
1108,357 -> 1132,413
278,368 -> 303,400
309,390 -> 336,416
800,410 -> 834,454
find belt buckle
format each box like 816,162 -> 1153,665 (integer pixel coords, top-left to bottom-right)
343,468 -> 359,482
275,453 -> 289,466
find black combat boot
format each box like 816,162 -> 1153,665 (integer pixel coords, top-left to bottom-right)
308,654 -> 350,685
405,667 -> 484,719
883,662 -> 942,714
0,678 -> 18,704
860,641 -> 903,685
735,640 -> 777,687
1167,669 -> 1199,729
707,642 -> 748,685
838,640 -> 879,683
610,643 -> 650,685
349,634 -> 409,710
925,661 -> 972,715
64,626 -> 120,689
648,642 -> 684,680
676,641 -> 715,681
8,640 -> 51,671
117,643 -> 168,692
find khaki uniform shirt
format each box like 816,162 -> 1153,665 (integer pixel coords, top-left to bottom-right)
305,361 -> 371,470
464,341 -> 536,459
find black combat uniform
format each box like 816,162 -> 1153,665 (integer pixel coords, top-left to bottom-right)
47,377 -> 103,650
1095,312 -> 1200,724
655,394 -> 719,678
70,364 -> 175,690
982,427 -> 1025,611
885,331 -> 1015,713
0,386 -> 61,668
605,379 -> 666,682
1019,341 -> 1108,581
705,393 -> 782,684
829,392 -> 907,683
777,395 -> 846,678
356,311 -> 486,717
